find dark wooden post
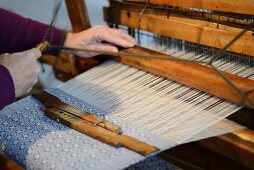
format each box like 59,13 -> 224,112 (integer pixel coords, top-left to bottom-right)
65,0 -> 91,32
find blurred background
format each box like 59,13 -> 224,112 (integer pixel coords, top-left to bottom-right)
0,0 -> 108,28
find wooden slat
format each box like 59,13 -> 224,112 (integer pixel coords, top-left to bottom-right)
33,91 -> 158,156
44,107 -> 159,155
33,91 -> 122,134
113,1 -> 252,27
125,0 -> 254,15
65,0 -> 91,32
108,46 -> 254,108
104,6 -> 254,56
197,129 -> 254,169
159,143 -> 247,170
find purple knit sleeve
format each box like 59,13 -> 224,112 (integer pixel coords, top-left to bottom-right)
0,8 -> 66,55
0,65 -> 15,110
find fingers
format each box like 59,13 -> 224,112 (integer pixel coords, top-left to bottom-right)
23,48 -> 42,60
0,49 -> 41,97
91,43 -> 119,53
14,58 -> 40,97
63,25 -> 136,58
75,43 -> 119,57
97,26 -> 136,48
118,30 -> 136,45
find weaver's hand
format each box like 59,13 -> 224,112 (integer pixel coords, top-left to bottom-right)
0,48 -> 41,97
64,25 -> 136,57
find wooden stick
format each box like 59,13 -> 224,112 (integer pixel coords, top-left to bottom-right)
197,129 -> 254,169
33,91 -> 158,156
45,107 -> 159,156
104,7 -> 254,56
109,46 -> 254,108
71,119 -> 159,156
160,142 -> 248,169
32,92 -> 122,134
124,0 -> 254,15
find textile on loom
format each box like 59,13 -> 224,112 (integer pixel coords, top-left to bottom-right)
0,88 -> 170,169
0,59 -> 245,169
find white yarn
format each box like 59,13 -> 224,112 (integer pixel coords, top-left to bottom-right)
59,63 -> 248,145
59,34 -> 251,145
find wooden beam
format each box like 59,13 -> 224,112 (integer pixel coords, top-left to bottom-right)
104,7 -> 254,57
65,0 -> 91,32
160,142 -> 248,170
112,1 -> 251,27
197,129 -> 254,169
125,0 -> 254,15
109,46 -> 254,108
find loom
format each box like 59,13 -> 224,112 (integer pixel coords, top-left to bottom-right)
102,1 -> 254,168
1,0 -> 254,169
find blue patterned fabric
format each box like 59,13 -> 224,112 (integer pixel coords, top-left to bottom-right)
0,88 -> 176,170
128,156 -> 179,170
0,91 -> 67,165
0,88 -> 110,166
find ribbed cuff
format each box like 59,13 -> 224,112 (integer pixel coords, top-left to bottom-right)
0,65 -> 15,110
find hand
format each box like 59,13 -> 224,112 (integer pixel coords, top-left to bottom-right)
0,48 -> 41,97
64,25 -> 136,57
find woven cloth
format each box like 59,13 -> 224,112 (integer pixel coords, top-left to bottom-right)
0,88 -> 177,170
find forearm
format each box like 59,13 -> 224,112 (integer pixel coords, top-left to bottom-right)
0,8 -> 65,55
0,65 -> 15,110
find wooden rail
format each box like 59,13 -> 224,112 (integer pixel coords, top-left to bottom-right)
104,6 -> 254,57
124,0 -> 254,15
160,141 -> 250,169
197,129 -> 254,169
108,46 -> 254,109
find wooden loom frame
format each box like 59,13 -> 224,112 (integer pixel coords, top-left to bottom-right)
99,1 -> 254,169
125,0 -> 254,15
55,0 -> 254,169
2,0 -> 254,169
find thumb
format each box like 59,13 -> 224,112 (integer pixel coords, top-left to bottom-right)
23,48 -> 42,60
